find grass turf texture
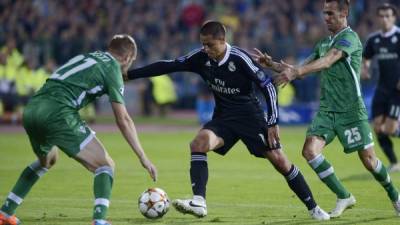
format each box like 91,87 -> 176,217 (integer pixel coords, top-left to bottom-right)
1,126 -> 400,225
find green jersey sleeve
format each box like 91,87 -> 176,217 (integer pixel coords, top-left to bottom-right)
333,32 -> 359,57
104,63 -> 125,104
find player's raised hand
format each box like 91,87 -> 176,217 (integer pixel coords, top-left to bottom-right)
251,48 -> 273,67
140,157 -> 158,182
274,60 -> 298,87
267,125 -> 280,149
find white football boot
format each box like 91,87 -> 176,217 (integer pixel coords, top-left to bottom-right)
393,194 -> 400,216
309,205 -> 330,220
329,194 -> 356,218
172,195 -> 207,217
388,163 -> 400,173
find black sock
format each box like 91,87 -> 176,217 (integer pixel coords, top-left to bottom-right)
190,152 -> 208,198
285,165 -> 317,210
377,133 -> 397,164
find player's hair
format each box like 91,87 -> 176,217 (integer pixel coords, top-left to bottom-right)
377,3 -> 397,17
200,21 -> 226,39
325,0 -> 350,12
108,34 -> 137,58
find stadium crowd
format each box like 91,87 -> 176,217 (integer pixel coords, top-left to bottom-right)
0,0 -> 398,122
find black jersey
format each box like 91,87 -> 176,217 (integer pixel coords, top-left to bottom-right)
128,44 -> 278,126
364,26 -> 400,92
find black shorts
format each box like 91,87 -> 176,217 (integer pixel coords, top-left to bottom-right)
372,90 -> 400,120
203,116 -> 280,158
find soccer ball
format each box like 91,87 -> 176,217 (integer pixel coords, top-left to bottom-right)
138,188 -> 170,219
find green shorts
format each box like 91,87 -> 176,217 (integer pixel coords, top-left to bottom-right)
306,109 -> 374,153
23,99 -> 95,158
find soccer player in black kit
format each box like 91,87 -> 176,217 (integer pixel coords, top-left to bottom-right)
363,3 -> 400,172
128,21 -> 329,220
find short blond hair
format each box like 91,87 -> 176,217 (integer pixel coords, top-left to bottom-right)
108,34 -> 137,58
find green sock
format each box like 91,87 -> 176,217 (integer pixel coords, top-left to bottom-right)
308,154 -> 350,199
93,166 -> 114,220
1,161 -> 47,215
372,159 -> 399,201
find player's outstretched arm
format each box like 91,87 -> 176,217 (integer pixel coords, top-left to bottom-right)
251,48 -> 285,73
111,102 -> 157,181
274,48 -> 343,87
127,60 -> 193,80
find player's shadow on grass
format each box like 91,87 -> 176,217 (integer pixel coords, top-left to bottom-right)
21,215 -> 397,225
131,217 -> 230,224
341,173 -> 374,182
261,216 -> 395,225
23,217 -> 209,224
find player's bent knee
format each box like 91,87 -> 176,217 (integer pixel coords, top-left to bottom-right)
382,125 -> 398,136
302,148 -> 316,161
301,137 -> 323,160
190,139 -> 208,153
95,156 -> 115,172
359,150 -> 377,171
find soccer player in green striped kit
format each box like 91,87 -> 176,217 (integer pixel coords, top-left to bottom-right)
0,35 -> 157,225
254,0 -> 400,218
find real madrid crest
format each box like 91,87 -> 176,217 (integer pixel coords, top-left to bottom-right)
392,35 -> 398,43
228,61 -> 236,72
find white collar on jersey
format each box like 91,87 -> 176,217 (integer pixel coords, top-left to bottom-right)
330,26 -> 350,40
218,43 -> 231,66
380,26 -> 399,38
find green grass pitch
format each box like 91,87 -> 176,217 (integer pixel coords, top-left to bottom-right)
1,126 -> 400,224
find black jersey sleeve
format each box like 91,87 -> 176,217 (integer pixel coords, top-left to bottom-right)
128,48 -> 202,80
253,71 -> 279,127
231,48 -> 279,126
363,36 -> 374,59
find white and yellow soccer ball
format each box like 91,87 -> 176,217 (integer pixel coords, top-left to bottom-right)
138,188 -> 170,219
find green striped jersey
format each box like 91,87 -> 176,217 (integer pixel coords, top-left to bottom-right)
311,27 -> 365,112
33,51 -> 124,109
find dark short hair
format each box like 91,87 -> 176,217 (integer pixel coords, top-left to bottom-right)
200,21 -> 226,39
325,0 -> 350,11
377,3 -> 397,17
108,34 -> 137,58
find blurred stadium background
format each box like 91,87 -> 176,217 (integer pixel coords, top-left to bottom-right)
0,0 -> 398,125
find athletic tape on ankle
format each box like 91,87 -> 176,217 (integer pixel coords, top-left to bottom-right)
94,198 -> 110,207
94,166 -> 114,178
7,192 -> 23,205
308,154 -> 324,169
29,160 -> 48,177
